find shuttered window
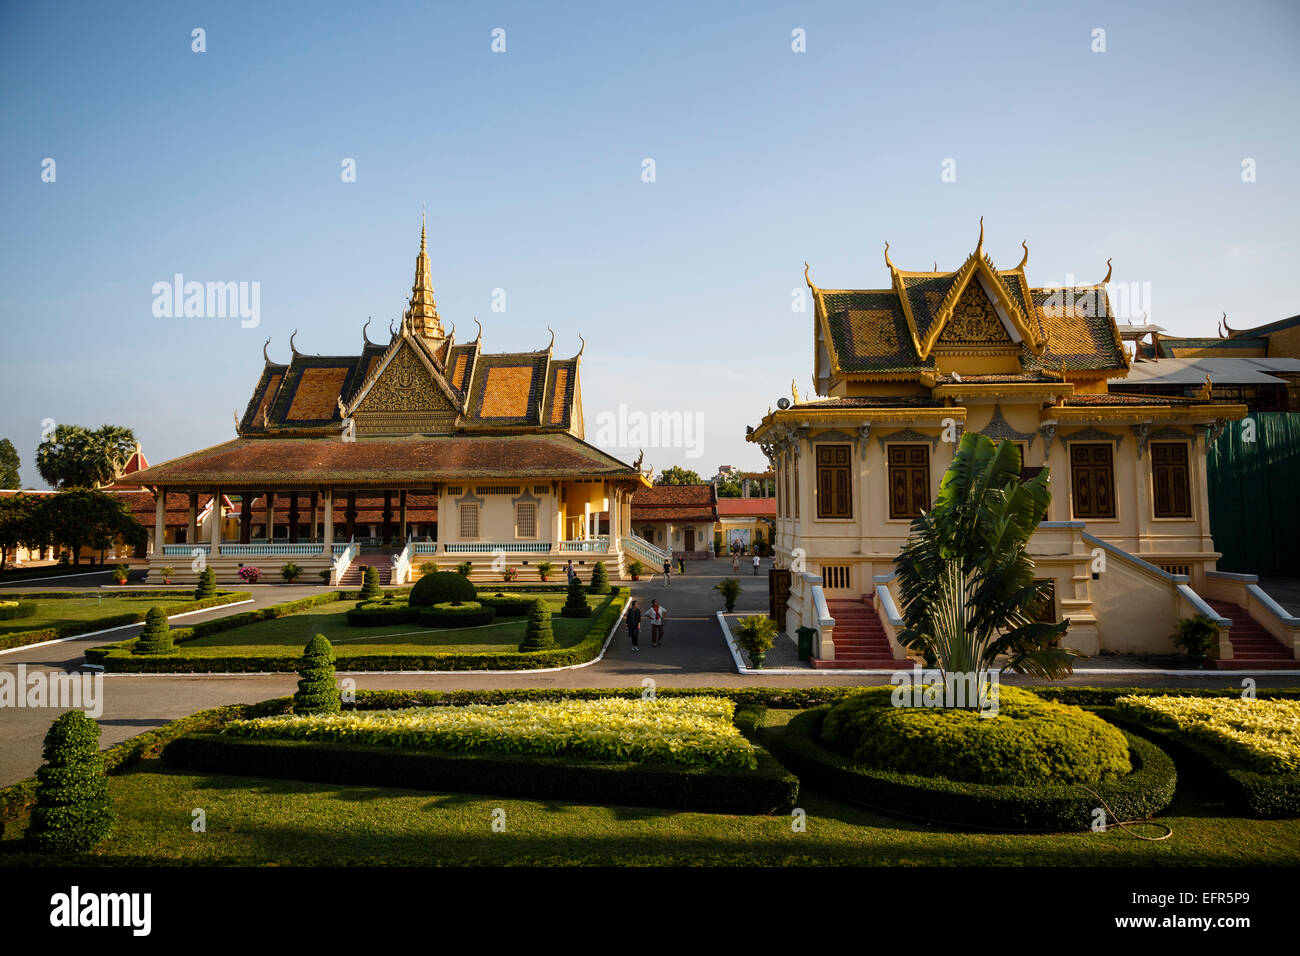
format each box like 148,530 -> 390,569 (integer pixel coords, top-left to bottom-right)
1151,442 -> 1192,518
1070,443 -> 1117,519
515,502 -> 537,538
815,444 -> 852,518
459,503 -> 479,539
888,445 -> 930,519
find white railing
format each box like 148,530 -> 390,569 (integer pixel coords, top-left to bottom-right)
559,537 -> 609,553
413,542 -> 439,555
621,533 -> 669,564
392,541 -> 413,585
331,540 -> 359,585
443,542 -> 553,553
220,543 -> 327,556
162,544 -> 208,556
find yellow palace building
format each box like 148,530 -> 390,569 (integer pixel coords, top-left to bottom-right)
130,222 -> 660,587
748,224 -> 1300,669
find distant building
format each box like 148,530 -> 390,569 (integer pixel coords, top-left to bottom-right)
630,484 -> 717,560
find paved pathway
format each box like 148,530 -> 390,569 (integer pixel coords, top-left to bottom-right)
1,559 -> 1296,786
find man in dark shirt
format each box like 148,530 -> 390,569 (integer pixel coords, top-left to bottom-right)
626,600 -> 642,651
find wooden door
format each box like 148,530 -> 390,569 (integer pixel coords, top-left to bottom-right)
684,528 -> 695,551
769,568 -> 791,623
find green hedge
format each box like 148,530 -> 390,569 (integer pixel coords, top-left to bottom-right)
1094,705 -> 1300,818
761,708 -> 1176,833
409,571 -> 477,607
344,602 -> 418,627
2,591 -> 251,652
87,590 -> 629,673
418,601 -> 496,628
0,601 -> 36,621
162,731 -> 798,815
477,593 -> 534,616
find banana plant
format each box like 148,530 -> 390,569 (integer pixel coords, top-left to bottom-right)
895,432 -> 1080,691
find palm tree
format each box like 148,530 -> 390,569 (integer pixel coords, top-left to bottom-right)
894,432 -> 1080,692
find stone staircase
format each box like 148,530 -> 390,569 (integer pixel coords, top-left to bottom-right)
1206,600 -> 1297,670
337,551 -> 393,588
813,599 -> 899,670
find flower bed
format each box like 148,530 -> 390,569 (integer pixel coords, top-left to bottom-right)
223,696 -> 756,770
1115,696 -> 1300,774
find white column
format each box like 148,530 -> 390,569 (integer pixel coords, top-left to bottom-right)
187,493 -> 198,545
322,491 -> 334,557
210,488 -> 222,554
154,490 -> 166,557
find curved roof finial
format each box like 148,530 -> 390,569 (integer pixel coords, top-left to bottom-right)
976,216 -> 984,256
576,333 -> 586,359
545,325 -> 555,352
883,241 -> 895,271
263,336 -> 273,366
448,321 -> 455,341
1016,240 -> 1029,271
362,317 -> 374,347
289,329 -> 301,357
804,261 -> 813,287
1222,311 -> 1235,336
473,317 -> 482,344
1102,257 -> 1113,285
388,317 -> 396,337
933,261 -> 938,272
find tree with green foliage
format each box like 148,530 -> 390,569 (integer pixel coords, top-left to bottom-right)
294,634 -> 340,714
0,492 -> 43,575
713,473 -> 742,498
132,606 -> 173,655
360,565 -> 382,600
35,424 -> 137,490
895,433 -> 1078,695
28,711 -> 114,853
0,438 -> 19,488
35,488 -> 146,566
654,466 -> 703,486
194,566 -> 217,599
560,573 -> 591,618
518,599 -> 556,651
587,560 -> 610,594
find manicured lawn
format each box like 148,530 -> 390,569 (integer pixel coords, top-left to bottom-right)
0,594 -> 183,639
179,592 -> 611,657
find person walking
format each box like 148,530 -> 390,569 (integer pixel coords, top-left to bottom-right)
732,552 -> 740,574
662,558 -> 671,587
565,560 -> 576,584
647,599 -> 666,647
752,553 -> 761,575
678,556 -> 685,575
626,599 -> 642,652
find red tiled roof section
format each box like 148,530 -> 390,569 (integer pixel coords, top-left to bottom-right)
716,497 -> 775,517
631,484 -> 718,522
129,435 -> 639,487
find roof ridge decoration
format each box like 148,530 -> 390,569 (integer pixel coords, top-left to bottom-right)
342,326 -> 465,420
884,242 -> 925,357
404,214 -> 444,341
362,317 -> 375,348
263,336 -> 274,366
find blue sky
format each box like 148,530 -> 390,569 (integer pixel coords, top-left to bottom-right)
2,0 -> 1297,487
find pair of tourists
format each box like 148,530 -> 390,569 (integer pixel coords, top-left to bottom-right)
626,599 -> 666,650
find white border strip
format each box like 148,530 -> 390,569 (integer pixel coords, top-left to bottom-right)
96,595 -> 632,677
0,599 -> 254,657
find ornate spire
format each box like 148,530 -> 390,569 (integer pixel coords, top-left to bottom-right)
405,214 -> 443,340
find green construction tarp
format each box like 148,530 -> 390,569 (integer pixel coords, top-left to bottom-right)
1208,412 -> 1300,575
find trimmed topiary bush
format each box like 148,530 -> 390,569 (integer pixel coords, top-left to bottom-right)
360,565 -> 382,601
132,606 -> 174,655
409,570 -> 478,608
0,600 -> 36,622
478,593 -> 533,616
28,711 -> 114,853
519,599 -> 555,651
294,635 -> 340,715
194,566 -> 217,600
587,561 -> 610,595
561,574 -> 591,618
418,601 -> 496,629
821,685 -> 1131,786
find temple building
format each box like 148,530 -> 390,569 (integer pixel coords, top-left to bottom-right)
130,220 -> 657,585
748,223 -> 1300,669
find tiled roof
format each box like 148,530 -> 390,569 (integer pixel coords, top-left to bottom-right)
798,395 -> 947,409
819,291 -> 934,375
716,497 -> 775,517
631,484 -> 718,522
1061,394 -> 1206,406
129,434 -> 640,488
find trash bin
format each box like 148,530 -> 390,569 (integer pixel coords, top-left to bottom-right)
796,626 -> 816,662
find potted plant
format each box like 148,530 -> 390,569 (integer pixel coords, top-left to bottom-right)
238,565 -> 262,584
418,561 -> 438,577
160,566 -> 175,585
280,562 -> 303,584
714,577 -> 742,612
501,566 -> 518,583
111,563 -> 129,586
734,614 -> 777,669
536,560 -> 553,582
627,559 -> 644,581
1170,612 -> 1218,667
318,568 -> 331,584
456,561 -> 473,577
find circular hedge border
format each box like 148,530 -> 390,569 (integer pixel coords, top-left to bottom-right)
0,601 -> 36,622
418,602 -> 497,629
345,602 -> 418,627
763,708 -> 1176,833
477,593 -> 534,617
